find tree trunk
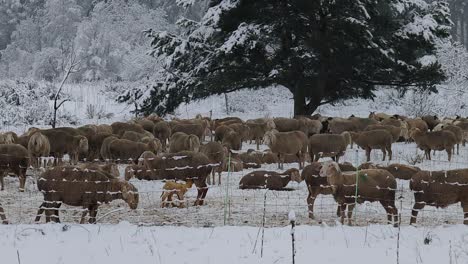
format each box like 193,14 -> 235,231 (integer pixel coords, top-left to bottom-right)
293,83 -> 321,116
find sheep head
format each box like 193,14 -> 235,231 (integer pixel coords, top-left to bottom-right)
77,136 -> 89,154
148,138 -> 162,154
262,130 -> 277,146
287,168 -> 302,183
319,161 -> 342,194
121,182 -> 139,210
26,127 -> 40,137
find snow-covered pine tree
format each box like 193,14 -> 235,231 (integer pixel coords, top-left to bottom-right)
142,0 -> 451,116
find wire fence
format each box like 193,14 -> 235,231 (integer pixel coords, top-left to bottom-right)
0,141 -> 468,227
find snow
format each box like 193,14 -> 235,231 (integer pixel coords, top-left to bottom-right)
1,223 -> 468,264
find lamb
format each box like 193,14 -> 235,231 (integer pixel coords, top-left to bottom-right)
27,132 -> 50,168
35,165 -> 139,224
141,151 -> 213,206
100,135 -> 119,161
308,132 -> 351,162
169,132 -> 200,153
222,130 -> 242,150
199,142 -> 226,185
172,123 -> 204,141
433,124 -> 463,154
410,169 -> 468,225
109,138 -> 161,163
160,179 -> 194,208
111,122 -> 146,137
153,121 -> 171,149
239,168 -> 302,190
409,128 -> 457,161
319,161 -> 398,226
263,130 -> 308,169
364,124 -> 401,143
349,130 -> 393,162
40,130 -> 89,165
0,144 -> 29,192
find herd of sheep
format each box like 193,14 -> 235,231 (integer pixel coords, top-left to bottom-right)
0,112 -> 468,226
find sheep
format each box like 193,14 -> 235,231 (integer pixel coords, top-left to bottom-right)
87,133 -> 117,161
169,132 -> 200,153
421,115 -> 439,131
295,117 -> 323,136
79,163 -> 120,178
239,168 -> 301,190
40,130 -> 89,165
327,118 -> 358,134
433,124 -> 463,154
364,124 -> 401,143
172,123 -> 204,141
153,121 -> 171,149
214,125 -> 234,142
349,130 -> 393,162
141,151 -> 213,206
0,132 -> 17,144
303,162 -> 334,220
319,161 -> 398,226
199,142 -> 226,185
406,118 -> 429,133
160,179 -> 194,208
122,131 -> 153,142
100,135 -> 119,161
135,118 -> 155,133
35,165 -> 139,224
96,124 -> 113,134
358,163 -> 421,180
124,164 -> 157,181
228,123 -> 250,142
245,122 -> 270,150
222,130 -> 242,150
109,138 -> 161,163
274,117 -> 308,135
111,122 -> 146,137
235,151 -> 262,169
263,130 -> 308,169
0,144 -> 29,192
347,116 -> 379,131
369,112 -> 391,121
0,203 -> 7,224
339,162 -> 357,172
258,149 -> 278,164
409,169 -> 468,225
223,156 -> 244,172
27,132 -> 50,168
308,132 -> 351,162
409,128 -> 457,161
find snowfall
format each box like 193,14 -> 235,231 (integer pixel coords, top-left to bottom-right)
2,85 -> 468,264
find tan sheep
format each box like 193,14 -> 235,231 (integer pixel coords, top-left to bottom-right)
96,124 -> 113,134
273,117 -> 308,135
347,116 -> 379,131
228,123 -> 250,142
364,124 -> 401,143
153,121 -> 171,149
308,132 -> 351,162
169,132 -> 200,153
409,128 -> 457,161
160,180 -> 194,208
433,124 -> 463,154
27,132 -> 50,168
100,135 -> 119,161
109,138 -> 161,163
320,161 -> 398,226
172,123 -> 204,141
222,130 -> 242,150
350,130 -> 393,162
199,142 -> 226,185
263,130 -> 307,169
327,118 -> 358,134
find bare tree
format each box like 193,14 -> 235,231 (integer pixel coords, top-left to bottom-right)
51,50 -> 82,128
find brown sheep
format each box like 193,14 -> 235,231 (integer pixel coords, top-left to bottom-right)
433,124 -> 463,154
350,130 -> 393,162
41,130 -> 88,165
258,149 -> 278,164
235,151 -> 262,169
406,118 -> 429,135
109,138 -> 161,163
122,131 -> 153,142
35,165 -> 139,224
421,115 -> 439,131
172,123 -> 204,141
348,117 -> 379,131
199,142 -> 226,185
124,164 -> 157,181
320,161 -> 398,226
153,121 -> 171,149
327,118 -> 358,134
228,123 -> 250,142
135,118 -> 155,133
111,122 -> 146,137
245,119 -> 275,150
263,130 -> 307,169
358,163 -> 420,180
214,125 -> 234,142
87,133 -> 117,161
96,124 -> 113,134
222,130 -> 242,151
274,117 -> 308,135
0,144 -> 29,192
239,168 -> 301,190
308,132 -> 351,162
100,136 -> 119,161
295,117 -> 323,136
223,156 -> 244,172
27,132 -> 50,168
410,128 -> 457,161
410,169 -> 468,225
160,180 -> 194,208
368,112 -> 391,121
0,132 -> 18,144
364,124 -> 401,143
303,162 -> 334,220
169,132 -> 200,153
141,151 -> 213,206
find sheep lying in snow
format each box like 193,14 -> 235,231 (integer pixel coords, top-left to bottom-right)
35,165 -> 139,224
410,169 -> 468,225
263,130 -> 307,169
319,161 -> 398,226
239,168 -> 301,190
350,130 -> 393,162
160,180 -> 194,208
410,128 -> 457,161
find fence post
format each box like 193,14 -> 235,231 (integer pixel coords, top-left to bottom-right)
261,191 -> 267,258
224,152 -> 231,225
289,210 -> 296,264
354,149 -> 359,222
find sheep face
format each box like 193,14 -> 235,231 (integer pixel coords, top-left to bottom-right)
262,131 -> 274,146
107,164 -> 120,178
319,161 -> 341,193
122,182 -> 139,210
290,169 -> 302,183
78,136 -> 89,154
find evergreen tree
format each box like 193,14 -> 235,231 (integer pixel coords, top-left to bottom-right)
143,0 -> 451,116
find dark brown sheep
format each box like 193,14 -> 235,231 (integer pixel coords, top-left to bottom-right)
421,115 -> 439,131
364,124 -> 401,143
153,121 -> 171,149
239,168 -> 301,190
350,130 -> 393,162
199,142 -> 226,185
320,161 -> 398,226
0,144 -> 29,192
100,135 -> 119,161
87,133 -> 117,161
35,165 -> 139,224
410,169 -> 468,225
141,151 -> 213,206
303,162 -> 334,220
214,125 -> 234,142
41,130 -> 88,165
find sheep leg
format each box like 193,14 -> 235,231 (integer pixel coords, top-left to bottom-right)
410,201 -> 425,225
365,148 -> 371,162
306,188 -> 317,219
447,148 -> 452,162
0,204 -> 7,224
256,138 -> 260,151
160,192 -> 170,208
296,152 -> 302,169
340,203 -> 346,225
387,146 -> 392,161
0,172 -> 4,191
88,205 -> 99,224
381,147 -> 386,161
176,191 -> 186,208
80,208 -> 89,224
347,203 -> 355,226
18,171 -> 26,192
218,170 -> 222,186
336,205 -> 342,217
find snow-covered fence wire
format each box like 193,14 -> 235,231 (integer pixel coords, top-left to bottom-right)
1,141 -> 468,227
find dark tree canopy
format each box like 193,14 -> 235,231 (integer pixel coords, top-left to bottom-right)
142,0 -> 451,116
